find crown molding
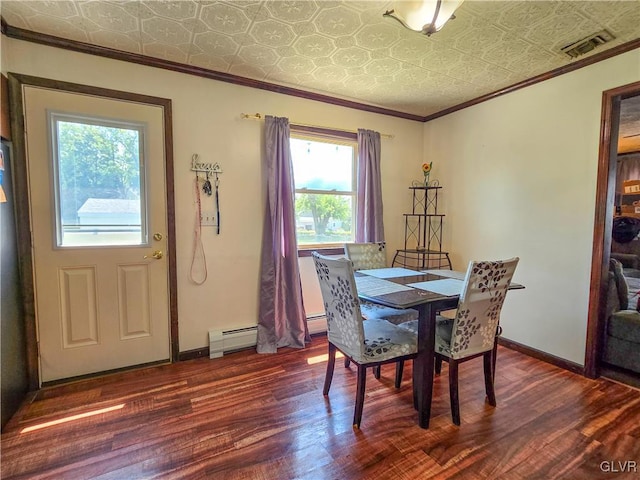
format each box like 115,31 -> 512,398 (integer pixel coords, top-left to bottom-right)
423,37 -> 640,122
1,22 -> 424,123
2,20 -> 639,124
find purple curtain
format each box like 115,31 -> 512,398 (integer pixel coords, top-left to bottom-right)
257,116 -> 309,353
356,129 -> 385,242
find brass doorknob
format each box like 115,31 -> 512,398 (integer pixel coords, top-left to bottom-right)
144,250 -> 163,260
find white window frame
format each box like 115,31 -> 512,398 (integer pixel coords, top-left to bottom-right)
49,111 -> 149,249
290,131 -> 358,249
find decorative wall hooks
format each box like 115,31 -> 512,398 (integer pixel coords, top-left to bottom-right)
191,154 -> 222,236
191,153 -> 223,174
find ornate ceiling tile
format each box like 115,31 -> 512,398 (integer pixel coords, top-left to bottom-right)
420,48 -> 464,74
455,25 -> 506,57
277,56 -> 316,75
26,15 -> 89,42
334,35 -> 357,48
250,19 -> 295,47
143,43 -> 188,63
79,1 -> 138,33
293,34 -> 336,58
393,66 -> 429,87
332,46 -> 371,68
365,58 -> 402,76
524,6 -> 593,50
312,56 -> 334,68
446,57 -> 491,83
141,1 -> 199,21
482,34 -> 533,67
314,5 -> 361,37
142,17 -> 192,45
389,37 -> 433,63
90,30 -> 141,54
2,1 -> 638,118
228,62 -> 270,80
265,1 -> 319,23
20,0 -> 80,19
188,53 -> 231,72
199,3 -> 251,35
267,65 -> 303,87
291,21 -> 317,36
354,24 -> 399,51
276,45 -> 298,58
238,44 -> 280,68
193,31 -> 239,57
494,1 -> 560,31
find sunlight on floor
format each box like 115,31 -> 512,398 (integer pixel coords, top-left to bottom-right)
20,404 -> 125,433
307,351 -> 344,365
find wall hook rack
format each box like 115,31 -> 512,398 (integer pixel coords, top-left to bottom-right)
191,153 -> 223,174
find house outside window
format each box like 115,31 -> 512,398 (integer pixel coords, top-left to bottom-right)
290,133 -> 357,248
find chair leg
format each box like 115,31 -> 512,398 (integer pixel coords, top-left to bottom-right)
323,343 -> 337,395
435,356 -> 443,375
354,365 -> 367,428
395,361 -> 404,389
484,351 -> 496,406
448,359 -> 460,426
492,326 -> 502,383
492,339 -> 499,383
373,365 -> 381,379
344,357 -> 351,368
412,362 -> 418,410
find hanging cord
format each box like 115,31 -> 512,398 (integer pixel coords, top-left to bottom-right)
189,174 -> 207,285
214,173 -> 220,235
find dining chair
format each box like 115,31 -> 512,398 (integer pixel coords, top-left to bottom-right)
312,252 -> 418,428
343,242 -> 419,326
343,242 -> 420,381
398,257 -> 519,425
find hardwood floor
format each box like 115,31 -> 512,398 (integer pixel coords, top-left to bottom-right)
2,335 -> 639,479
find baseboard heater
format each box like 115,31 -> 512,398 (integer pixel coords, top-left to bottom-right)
208,315 -> 327,359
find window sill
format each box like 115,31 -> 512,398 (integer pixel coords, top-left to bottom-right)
297,247 -> 345,258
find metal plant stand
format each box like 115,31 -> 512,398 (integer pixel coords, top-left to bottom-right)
392,186 -> 452,270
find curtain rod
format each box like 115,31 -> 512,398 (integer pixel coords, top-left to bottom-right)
240,113 -> 394,139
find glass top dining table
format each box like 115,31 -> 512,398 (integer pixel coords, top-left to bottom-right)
354,267 -> 523,429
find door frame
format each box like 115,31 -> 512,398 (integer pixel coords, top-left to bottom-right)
8,73 -> 179,389
586,80 -> 640,379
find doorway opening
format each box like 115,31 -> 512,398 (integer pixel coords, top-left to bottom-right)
586,81 -> 640,387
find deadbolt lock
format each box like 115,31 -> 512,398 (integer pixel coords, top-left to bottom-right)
153,233 -> 163,241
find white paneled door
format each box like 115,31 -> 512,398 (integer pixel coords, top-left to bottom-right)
24,86 -> 170,382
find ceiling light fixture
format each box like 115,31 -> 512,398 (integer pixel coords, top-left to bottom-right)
383,0 -> 464,36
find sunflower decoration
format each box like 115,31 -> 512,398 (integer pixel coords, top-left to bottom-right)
422,162 -> 432,187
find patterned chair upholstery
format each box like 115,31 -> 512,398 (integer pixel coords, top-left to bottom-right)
312,252 -> 418,428
343,242 -> 419,325
399,257 -> 519,425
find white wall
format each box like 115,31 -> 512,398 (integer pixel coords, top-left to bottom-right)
2,37 -> 425,352
424,49 -> 640,365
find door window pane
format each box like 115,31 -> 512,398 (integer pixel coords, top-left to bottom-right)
51,115 -> 147,247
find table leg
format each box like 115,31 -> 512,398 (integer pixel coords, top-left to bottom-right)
416,303 -> 436,429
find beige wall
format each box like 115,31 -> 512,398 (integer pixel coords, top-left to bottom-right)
2,37 -> 425,352
424,48 -> 640,365
6,35 -> 638,364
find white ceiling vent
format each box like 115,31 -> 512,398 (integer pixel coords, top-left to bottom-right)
561,30 -> 615,58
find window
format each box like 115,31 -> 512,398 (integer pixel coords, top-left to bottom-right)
50,113 -> 148,247
290,133 -> 357,247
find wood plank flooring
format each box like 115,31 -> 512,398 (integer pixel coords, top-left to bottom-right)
2,335 -> 639,479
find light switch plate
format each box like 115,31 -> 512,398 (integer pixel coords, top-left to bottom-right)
200,210 -> 217,226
